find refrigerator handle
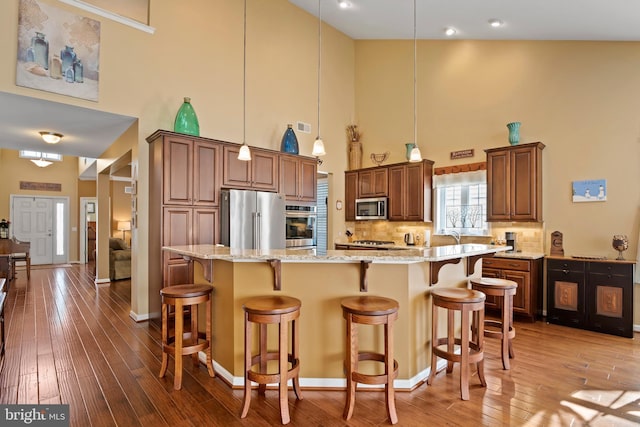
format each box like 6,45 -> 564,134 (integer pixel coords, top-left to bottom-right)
255,211 -> 261,249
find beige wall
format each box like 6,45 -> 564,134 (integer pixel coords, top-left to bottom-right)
355,40 -> 639,261
110,180 -> 130,239
0,0 -> 355,317
0,149 -> 81,260
1,1 -> 638,318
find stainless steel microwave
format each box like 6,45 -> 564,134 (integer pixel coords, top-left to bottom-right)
355,197 -> 388,220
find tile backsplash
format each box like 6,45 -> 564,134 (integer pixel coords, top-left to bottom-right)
341,221 -> 545,253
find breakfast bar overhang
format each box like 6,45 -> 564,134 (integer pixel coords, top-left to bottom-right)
161,244 -> 509,390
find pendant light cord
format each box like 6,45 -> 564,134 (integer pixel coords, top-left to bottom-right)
413,0 -> 417,146
243,0 -> 247,145
317,0 -> 322,139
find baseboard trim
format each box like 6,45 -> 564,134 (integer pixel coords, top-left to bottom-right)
94,278 -> 110,287
129,311 -> 150,322
197,352 -> 447,391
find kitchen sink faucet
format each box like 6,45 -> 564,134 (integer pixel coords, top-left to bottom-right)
446,230 -> 461,245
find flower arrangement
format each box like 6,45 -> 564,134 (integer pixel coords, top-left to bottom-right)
346,125 -> 360,142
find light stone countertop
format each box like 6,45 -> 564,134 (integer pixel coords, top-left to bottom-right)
162,243 -> 510,264
494,250 -> 545,260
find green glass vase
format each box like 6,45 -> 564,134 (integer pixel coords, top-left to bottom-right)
174,97 -> 200,136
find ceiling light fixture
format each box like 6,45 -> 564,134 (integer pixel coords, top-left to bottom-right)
337,0 -> 350,8
31,156 -> 53,168
489,19 -> 504,28
408,0 -> 422,163
312,0 -> 327,164
237,0 -> 252,162
444,27 -> 457,37
40,131 -> 63,144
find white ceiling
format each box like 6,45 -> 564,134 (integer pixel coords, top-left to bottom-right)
289,0 -> 640,41
2,1 -> 638,176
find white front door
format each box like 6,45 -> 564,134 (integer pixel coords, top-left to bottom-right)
11,196 -> 69,265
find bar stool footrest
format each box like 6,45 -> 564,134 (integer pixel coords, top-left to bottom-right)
247,353 -> 300,385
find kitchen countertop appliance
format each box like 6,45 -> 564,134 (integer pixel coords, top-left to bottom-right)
221,189 -> 285,250
505,231 -> 517,253
404,232 -> 415,246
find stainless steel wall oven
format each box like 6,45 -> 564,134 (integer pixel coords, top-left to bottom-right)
285,204 -> 317,249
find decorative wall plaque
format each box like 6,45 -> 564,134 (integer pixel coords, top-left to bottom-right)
550,231 -> 564,256
20,181 -> 62,192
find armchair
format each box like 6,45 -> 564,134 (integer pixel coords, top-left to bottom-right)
109,238 -> 131,280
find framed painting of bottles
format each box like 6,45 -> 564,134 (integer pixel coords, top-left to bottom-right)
16,0 -> 101,102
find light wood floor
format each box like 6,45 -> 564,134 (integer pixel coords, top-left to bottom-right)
1,264 -> 640,426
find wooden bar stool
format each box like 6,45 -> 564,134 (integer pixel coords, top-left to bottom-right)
341,295 -> 399,425
470,277 -> 517,370
159,284 -> 215,390
241,296 -> 302,425
427,288 -> 486,401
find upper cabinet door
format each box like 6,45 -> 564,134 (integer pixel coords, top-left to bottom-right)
223,145 -> 278,192
358,168 -> 388,198
193,141 -> 220,206
344,171 -> 358,221
163,136 -> 193,205
486,142 -> 544,222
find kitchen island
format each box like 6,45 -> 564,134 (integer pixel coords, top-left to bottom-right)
161,244 -> 508,390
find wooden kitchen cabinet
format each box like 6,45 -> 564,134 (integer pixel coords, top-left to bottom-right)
162,206 -> 219,287
358,167 -> 388,198
148,130 -> 227,317
163,135 -> 220,206
481,256 -> 542,322
485,142 -> 544,222
279,154 -> 317,202
547,257 -> 634,337
222,145 -> 278,191
388,160 -> 433,222
344,171 -> 358,221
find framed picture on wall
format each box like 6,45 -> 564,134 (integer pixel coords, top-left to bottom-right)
572,179 -> 607,202
87,202 -> 95,213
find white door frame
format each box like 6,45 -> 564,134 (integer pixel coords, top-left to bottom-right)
80,197 -> 97,264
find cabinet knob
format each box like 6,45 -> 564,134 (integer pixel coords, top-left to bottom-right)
562,269 -> 569,274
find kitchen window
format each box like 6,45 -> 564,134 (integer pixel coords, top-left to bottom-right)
434,170 -> 488,236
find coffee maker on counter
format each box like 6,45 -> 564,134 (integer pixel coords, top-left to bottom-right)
505,232 -> 517,253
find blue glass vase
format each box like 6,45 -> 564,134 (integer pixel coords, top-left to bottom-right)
280,124 -> 299,154
507,122 -> 521,145
174,97 -> 200,136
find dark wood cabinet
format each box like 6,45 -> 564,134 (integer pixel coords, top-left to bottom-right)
482,256 -> 542,321
546,257 -> 634,337
279,154 -> 317,202
163,135 -> 220,206
148,130 -> 225,310
358,167 -> 388,198
223,145 -> 278,191
388,160 -> 433,221
486,142 -> 544,222
344,171 -> 358,221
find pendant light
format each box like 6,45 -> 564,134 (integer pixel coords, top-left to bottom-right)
237,0 -> 251,161
31,156 -> 53,168
408,0 -> 422,162
312,0 -> 326,163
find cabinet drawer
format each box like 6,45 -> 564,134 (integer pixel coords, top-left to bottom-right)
547,258 -> 585,273
482,257 -> 530,272
588,262 -> 633,277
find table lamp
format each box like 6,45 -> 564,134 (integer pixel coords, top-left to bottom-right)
117,221 -> 131,241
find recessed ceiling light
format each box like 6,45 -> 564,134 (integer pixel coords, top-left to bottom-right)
337,0 -> 351,8
444,27 -> 457,37
489,19 -> 504,28
39,131 -> 63,144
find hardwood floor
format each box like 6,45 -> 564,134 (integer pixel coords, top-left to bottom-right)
1,264 -> 640,426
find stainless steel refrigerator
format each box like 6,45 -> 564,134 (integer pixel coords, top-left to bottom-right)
220,189 -> 286,249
